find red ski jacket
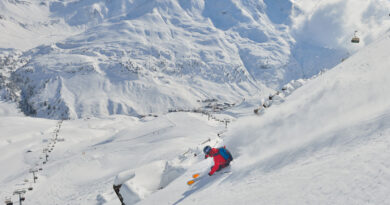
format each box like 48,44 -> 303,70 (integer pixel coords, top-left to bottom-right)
205,148 -> 229,176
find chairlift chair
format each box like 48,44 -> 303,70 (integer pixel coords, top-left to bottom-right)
351,30 -> 360,43
5,201 -> 13,205
13,190 -> 26,203
5,196 -> 13,205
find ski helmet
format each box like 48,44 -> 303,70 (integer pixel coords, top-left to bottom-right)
203,145 -> 212,155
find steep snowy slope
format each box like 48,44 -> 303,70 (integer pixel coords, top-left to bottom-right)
1,1 -> 390,204
139,31 -> 390,204
1,31 -> 389,205
2,0 -> 389,119
0,0 -> 82,50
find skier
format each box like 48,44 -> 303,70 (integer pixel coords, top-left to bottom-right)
203,145 -> 233,176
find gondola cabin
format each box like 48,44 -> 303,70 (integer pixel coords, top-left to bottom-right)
351,37 -> 359,43
351,31 -> 360,43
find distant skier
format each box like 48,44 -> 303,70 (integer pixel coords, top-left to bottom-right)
203,145 -> 233,176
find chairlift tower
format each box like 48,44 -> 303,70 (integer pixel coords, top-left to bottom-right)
13,190 -> 26,205
224,119 -> 230,128
29,168 -> 38,183
42,148 -> 49,162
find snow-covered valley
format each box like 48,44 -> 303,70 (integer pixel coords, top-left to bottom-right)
1,0 -> 390,204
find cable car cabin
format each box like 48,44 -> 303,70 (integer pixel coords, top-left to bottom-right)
351,36 -> 360,43
351,30 -> 360,43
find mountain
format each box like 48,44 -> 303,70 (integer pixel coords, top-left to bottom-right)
1,1 -> 390,204
138,29 -> 390,205
1,0 -> 389,119
1,30 -> 389,205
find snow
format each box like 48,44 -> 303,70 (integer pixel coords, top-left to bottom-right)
1,0 -> 390,205
2,0 -> 389,119
1,31 -> 390,204
139,31 -> 390,205
0,101 -> 22,116
0,0 -> 82,50
0,111 -> 228,204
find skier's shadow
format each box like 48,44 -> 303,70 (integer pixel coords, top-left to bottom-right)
173,176 -> 210,205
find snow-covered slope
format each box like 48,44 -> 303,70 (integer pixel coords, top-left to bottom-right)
0,0 -> 81,50
0,100 -> 22,116
1,31 -> 390,205
1,0 -> 389,119
0,108 -> 229,204
1,1 -> 390,204
138,31 -> 390,204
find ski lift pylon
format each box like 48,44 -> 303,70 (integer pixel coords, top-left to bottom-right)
351,30 -> 360,43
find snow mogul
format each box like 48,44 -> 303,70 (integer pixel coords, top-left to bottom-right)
203,145 -> 233,176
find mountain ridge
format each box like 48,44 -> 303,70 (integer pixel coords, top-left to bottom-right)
1,0 -> 389,119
